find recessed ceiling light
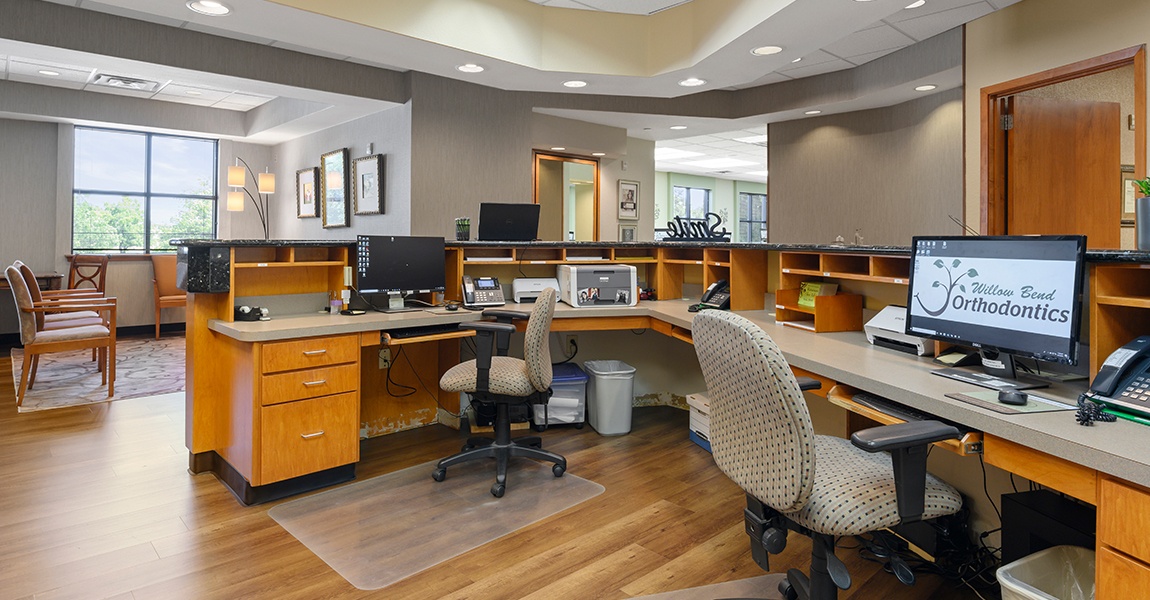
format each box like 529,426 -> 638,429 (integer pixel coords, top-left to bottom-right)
791,57 -> 802,63
38,70 -> 60,76
551,147 -> 566,151
563,80 -> 587,88
591,152 -> 606,157
456,64 -> 484,73
906,0 -> 926,7
915,84 -> 938,91
678,77 -> 706,87
186,90 -> 203,96
186,1 -> 231,16
751,45 -> 783,56
670,125 -> 687,130
805,110 -> 822,115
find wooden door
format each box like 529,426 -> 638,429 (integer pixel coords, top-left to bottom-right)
1006,96 -> 1121,248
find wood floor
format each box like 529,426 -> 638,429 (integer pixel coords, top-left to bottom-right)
0,348 -> 988,600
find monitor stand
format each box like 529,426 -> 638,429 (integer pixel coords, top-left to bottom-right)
380,292 -> 419,313
931,349 -> 1048,391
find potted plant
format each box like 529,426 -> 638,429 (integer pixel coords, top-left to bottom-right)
1137,177 -> 1150,250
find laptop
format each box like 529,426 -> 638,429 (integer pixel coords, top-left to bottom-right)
478,203 -> 540,241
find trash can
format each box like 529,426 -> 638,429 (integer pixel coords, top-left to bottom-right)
996,545 -> 1095,600
583,360 -> 636,435
534,363 -> 588,427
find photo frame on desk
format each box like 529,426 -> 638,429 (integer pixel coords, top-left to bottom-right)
320,148 -> 350,228
618,179 -> 639,221
1122,164 -> 1138,224
352,154 -> 385,215
296,167 -> 319,218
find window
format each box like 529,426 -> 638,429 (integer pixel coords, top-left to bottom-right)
658,185 -> 711,238
73,127 -> 217,252
738,192 -> 768,242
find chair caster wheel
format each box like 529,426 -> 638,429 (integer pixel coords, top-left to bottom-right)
432,468 -> 446,482
553,464 -> 565,477
532,423 -> 546,432
778,579 -> 796,600
574,422 -> 584,429
491,483 -> 505,497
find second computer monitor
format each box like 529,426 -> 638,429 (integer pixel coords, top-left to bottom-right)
478,202 -> 540,241
356,235 -> 446,295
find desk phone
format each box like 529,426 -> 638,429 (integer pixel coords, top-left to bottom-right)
1088,336 -> 1150,418
462,275 -> 506,308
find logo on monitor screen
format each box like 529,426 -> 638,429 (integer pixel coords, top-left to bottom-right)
914,258 -> 979,317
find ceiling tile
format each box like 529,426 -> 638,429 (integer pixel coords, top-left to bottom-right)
8,58 -> 92,89
844,47 -> 899,67
83,83 -> 155,98
212,100 -> 260,112
219,92 -> 274,108
155,83 -> 231,105
780,50 -> 841,71
776,58 -> 855,80
530,0 -> 694,15
891,2 -> 994,41
884,0 -> 986,23
822,24 -> 915,59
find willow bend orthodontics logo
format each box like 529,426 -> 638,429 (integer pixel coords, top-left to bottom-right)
912,257 -> 1073,333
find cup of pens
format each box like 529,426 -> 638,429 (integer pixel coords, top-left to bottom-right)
455,217 -> 470,241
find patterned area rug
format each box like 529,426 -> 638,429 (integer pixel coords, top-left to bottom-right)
10,335 -> 185,412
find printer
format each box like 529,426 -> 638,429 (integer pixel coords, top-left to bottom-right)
864,305 -> 934,356
512,278 -> 560,303
557,264 -> 638,307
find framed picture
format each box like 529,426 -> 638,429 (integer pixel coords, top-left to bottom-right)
320,148 -> 350,228
618,179 -> 639,220
1122,165 -> 1139,224
295,167 -> 319,218
352,154 -> 385,215
619,224 -> 637,242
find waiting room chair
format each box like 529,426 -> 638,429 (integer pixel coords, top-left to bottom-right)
150,254 -> 187,339
434,286 -> 566,497
66,254 -> 109,293
691,310 -> 963,600
5,265 -> 117,407
14,261 -> 104,332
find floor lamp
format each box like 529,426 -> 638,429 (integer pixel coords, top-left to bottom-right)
228,157 -> 275,239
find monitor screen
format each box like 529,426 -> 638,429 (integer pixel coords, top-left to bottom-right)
356,235 -> 446,294
478,203 -> 540,241
905,235 -> 1087,366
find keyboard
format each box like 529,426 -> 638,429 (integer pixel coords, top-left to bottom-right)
850,392 -> 972,435
384,323 -> 463,339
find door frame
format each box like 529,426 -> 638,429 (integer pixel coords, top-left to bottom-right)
532,152 -> 601,241
981,45 -> 1146,235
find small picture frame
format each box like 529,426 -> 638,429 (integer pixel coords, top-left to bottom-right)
619,224 -> 637,242
296,167 -> 319,218
320,148 -> 350,228
1122,165 -> 1138,224
352,154 -> 385,215
618,179 -> 639,221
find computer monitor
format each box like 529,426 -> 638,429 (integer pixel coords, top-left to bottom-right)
905,235 -> 1087,390
356,235 -> 446,311
478,202 -> 540,241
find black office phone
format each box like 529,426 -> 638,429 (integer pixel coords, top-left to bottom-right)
699,279 -> 731,310
1087,336 -> 1150,417
462,275 -> 506,308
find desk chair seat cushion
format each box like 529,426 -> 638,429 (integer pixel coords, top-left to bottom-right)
441,356 -> 539,396
787,435 -> 962,536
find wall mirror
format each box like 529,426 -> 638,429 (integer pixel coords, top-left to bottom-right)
534,153 -> 600,241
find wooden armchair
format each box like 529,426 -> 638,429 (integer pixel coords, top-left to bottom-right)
150,254 -> 187,339
5,265 -> 117,407
66,254 -> 109,293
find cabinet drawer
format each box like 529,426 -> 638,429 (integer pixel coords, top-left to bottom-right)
259,392 -> 359,485
261,363 -> 358,406
262,335 -> 358,374
1099,477 -> 1150,564
1097,547 -> 1150,600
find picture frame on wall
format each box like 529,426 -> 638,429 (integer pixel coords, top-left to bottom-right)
1122,164 -> 1138,225
296,167 -> 319,218
320,148 -> 350,228
618,179 -> 639,221
619,224 -> 637,242
352,154 -> 385,215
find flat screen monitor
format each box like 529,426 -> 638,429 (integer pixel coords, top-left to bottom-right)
478,203 -> 540,241
356,235 -> 446,300
905,235 -> 1087,390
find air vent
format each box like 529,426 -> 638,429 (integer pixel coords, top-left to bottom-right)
92,73 -> 160,92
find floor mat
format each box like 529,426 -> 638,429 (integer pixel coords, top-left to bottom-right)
269,458 -> 605,590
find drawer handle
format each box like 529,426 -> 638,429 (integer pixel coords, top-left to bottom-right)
300,430 -> 325,439
302,349 -> 328,356
302,380 -> 327,387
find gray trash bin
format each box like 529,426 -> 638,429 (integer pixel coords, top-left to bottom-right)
996,545 -> 1095,600
583,360 -> 636,435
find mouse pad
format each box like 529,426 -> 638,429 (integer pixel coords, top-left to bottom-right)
946,391 -> 1077,414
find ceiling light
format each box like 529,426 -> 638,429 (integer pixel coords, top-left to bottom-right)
791,57 -> 802,63
670,125 -> 687,130
906,0 -> 926,7
551,147 -> 566,151
805,110 -> 822,115
591,152 -> 606,157
915,84 -> 938,91
751,45 -> 783,56
456,64 -> 484,73
678,77 -> 706,87
38,70 -> 60,76
186,1 -> 231,16
563,80 -> 587,88
186,90 -> 203,96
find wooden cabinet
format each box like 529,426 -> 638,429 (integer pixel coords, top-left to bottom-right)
775,251 -> 910,332
1090,263 -> 1150,376
1098,477 -> 1150,598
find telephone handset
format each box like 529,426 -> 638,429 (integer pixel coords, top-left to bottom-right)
1087,336 -> 1150,416
462,275 -> 506,308
694,279 -> 731,311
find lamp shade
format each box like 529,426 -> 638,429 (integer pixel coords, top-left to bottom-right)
228,165 -> 245,188
227,190 -> 244,211
258,172 -> 276,194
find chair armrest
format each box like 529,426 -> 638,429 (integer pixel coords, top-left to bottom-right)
795,376 -> 822,392
850,421 -> 960,525
461,321 -> 517,394
26,299 -> 117,313
482,309 -> 530,322
459,321 -> 517,334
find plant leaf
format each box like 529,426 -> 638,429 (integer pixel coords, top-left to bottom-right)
934,259 -> 944,268
932,281 -> 941,288
967,268 -> 979,277
959,285 -> 966,293
952,259 -> 961,268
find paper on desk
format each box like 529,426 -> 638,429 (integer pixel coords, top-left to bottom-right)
946,391 -> 1076,415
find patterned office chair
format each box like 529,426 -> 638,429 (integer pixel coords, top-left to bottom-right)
691,310 -> 964,600
435,287 -> 566,497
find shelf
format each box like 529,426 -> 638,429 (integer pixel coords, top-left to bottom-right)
663,259 -> 705,265
1095,295 -> 1150,309
775,288 -> 863,333
234,260 -> 345,269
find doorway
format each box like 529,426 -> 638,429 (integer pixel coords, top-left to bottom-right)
534,153 -> 600,241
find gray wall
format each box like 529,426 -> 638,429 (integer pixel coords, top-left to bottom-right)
767,88 -> 965,246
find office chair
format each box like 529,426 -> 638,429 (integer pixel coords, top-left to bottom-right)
691,311 -> 963,600
434,287 -> 566,497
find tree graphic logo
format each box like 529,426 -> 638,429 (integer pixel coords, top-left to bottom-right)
914,259 -> 979,317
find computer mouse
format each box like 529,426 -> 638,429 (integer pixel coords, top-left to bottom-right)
445,303 -> 459,311
998,389 -> 1028,406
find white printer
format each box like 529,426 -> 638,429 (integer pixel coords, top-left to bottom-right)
512,278 -> 560,303
864,305 -> 934,356
557,264 -> 638,307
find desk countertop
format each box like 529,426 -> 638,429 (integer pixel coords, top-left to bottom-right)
207,299 -> 1150,489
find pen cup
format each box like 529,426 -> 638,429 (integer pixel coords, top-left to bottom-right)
330,299 -> 342,315
455,217 -> 470,241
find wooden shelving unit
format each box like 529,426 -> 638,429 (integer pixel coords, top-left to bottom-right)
774,288 -> 863,332
1090,263 -> 1150,376
775,250 -> 911,333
